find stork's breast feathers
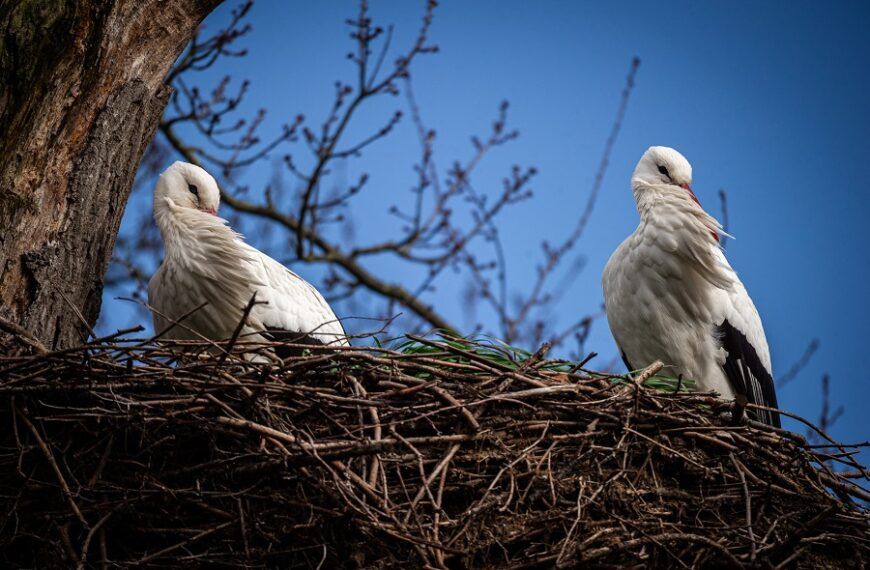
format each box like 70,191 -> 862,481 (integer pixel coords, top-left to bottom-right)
646,205 -> 732,291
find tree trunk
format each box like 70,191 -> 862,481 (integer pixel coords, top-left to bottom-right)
0,0 -> 221,349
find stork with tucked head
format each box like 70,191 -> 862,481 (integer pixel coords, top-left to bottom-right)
602,146 -> 780,426
148,161 -> 348,355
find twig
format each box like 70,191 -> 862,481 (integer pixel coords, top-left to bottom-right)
14,403 -> 87,525
78,512 -> 113,570
0,315 -> 48,353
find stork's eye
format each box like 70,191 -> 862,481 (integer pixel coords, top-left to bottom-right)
657,165 -> 670,177
188,184 -> 199,196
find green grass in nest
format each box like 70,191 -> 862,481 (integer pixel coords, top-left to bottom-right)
381,332 -> 697,394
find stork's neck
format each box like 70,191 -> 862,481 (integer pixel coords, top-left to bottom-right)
629,184 -> 734,291
633,182 -> 690,216
631,183 -> 724,247
154,198 -> 235,260
154,198 -> 186,256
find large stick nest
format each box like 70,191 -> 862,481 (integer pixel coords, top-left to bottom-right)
0,332 -> 866,568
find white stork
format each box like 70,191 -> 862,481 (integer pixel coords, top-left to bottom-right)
148,161 -> 348,356
602,146 -> 780,426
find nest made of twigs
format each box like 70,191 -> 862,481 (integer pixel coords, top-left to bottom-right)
0,332 -> 867,568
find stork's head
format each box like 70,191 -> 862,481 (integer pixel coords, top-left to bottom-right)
631,146 -> 701,206
154,161 -> 221,216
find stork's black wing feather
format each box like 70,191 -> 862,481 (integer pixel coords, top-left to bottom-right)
716,319 -> 780,427
262,328 -> 325,359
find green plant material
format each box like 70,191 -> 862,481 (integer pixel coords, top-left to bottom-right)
389,332 -> 696,394
611,373 -> 698,394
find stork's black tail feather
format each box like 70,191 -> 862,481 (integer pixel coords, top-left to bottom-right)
262,328 -> 327,359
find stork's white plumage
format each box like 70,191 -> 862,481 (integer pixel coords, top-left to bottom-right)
148,162 -> 348,355
602,146 -> 779,426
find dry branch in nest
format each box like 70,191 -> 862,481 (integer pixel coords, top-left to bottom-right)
0,332 -> 867,568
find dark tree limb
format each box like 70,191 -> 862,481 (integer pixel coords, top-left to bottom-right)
0,0 -> 223,349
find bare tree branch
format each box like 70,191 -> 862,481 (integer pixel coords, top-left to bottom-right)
110,2 -> 636,353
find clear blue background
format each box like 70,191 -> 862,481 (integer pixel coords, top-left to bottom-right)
103,1 -> 869,450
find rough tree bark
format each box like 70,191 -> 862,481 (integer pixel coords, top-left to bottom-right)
0,0 -> 222,349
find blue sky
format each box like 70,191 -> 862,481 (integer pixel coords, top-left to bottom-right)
104,1 -> 868,449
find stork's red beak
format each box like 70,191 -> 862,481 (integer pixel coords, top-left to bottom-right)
201,207 -> 218,216
679,183 -> 701,206
680,183 -> 720,242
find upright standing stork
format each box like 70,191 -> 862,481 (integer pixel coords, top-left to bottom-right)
602,146 -> 780,426
148,162 -> 348,356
